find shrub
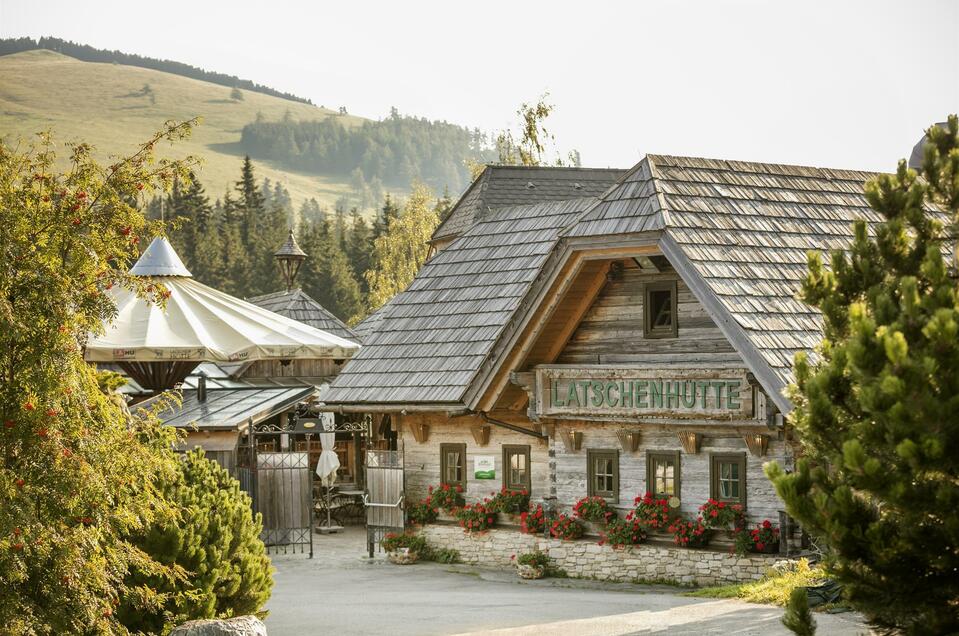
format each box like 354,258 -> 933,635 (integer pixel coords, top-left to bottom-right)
380,532 -> 427,553
514,551 -> 550,569
456,503 -> 495,533
632,492 -> 672,530
407,500 -> 438,525
573,496 -> 615,522
428,483 -> 464,511
426,548 -> 460,564
520,504 -> 547,534
119,449 -> 273,634
488,487 -> 530,513
549,514 -> 583,541
668,517 -> 712,548
600,517 -> 647,548
699,498 -> 745,529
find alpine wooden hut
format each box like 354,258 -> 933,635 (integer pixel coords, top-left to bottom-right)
320,156 -> 887,536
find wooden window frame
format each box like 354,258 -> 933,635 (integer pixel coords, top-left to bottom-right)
710,452 -> 747,507
502,444 -> 531,492
586,448 -> 619,502
646,450 -> 681,499
643,280 -> 679,339
440,443 -> 467,489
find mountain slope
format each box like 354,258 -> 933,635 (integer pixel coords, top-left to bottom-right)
0,49 -> 367,207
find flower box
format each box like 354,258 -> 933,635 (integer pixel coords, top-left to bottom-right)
387,548 -> 419,565
516,564 -> 545,580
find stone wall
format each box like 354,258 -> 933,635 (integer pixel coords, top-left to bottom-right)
419,524 -> 782,586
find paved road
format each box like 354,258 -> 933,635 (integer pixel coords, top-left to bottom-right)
265,528 -> 868,636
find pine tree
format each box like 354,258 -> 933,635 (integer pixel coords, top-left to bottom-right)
782,588 -> 816,636
765,117 -> 959,634
346,208 -> 373,295
298,219 -> 363,320
119,449 -> 272,634
365,184 -> 440,312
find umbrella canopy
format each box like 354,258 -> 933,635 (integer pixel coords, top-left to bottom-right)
85,237 -> 359,364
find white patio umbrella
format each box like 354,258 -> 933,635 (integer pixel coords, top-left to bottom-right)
316,431 -> 340,487
316,422 -> 342,533
86,237 -> 359,366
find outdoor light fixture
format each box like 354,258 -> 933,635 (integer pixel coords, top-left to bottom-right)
615,429 -> 641,453
560,429 -> 583,453
743,433 -> 769,457
471,424 -> 491,446
409,421 -> 430,443
274,229 -> 307,292
677,431 -> 701,454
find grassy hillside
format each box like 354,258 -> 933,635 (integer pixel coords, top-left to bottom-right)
0,49 -> 368,208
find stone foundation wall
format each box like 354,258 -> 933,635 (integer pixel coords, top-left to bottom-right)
419,524 -> 782,586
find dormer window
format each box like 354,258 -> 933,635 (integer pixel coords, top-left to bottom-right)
644,281 -> 678,338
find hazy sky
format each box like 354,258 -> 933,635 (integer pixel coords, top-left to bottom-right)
2,0 -> 957,172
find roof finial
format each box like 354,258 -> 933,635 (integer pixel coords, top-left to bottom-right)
275,229 -> 307,292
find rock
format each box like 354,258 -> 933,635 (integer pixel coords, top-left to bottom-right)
170,616 -> 267,636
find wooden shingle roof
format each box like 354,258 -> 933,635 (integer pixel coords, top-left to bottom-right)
321,197 -> 598,405
323,154 -> 920,414
247,289 -> 359,343
567,155 -> 886,411
432,165 -> 625,242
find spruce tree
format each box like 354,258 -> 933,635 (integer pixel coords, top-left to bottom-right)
782,588 -> 816,636
298,219 -> 363,321
119,449 -> 273,634
765,117 -> 959,634
346,208 -> 373,295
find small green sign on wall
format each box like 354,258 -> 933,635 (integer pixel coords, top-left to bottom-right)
474,455 -> 495,479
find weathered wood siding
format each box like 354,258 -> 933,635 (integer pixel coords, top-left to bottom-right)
551,420 -> 788,522
396,413 -> 549,504
558,268 -> 741,365
241,358 -> 343,379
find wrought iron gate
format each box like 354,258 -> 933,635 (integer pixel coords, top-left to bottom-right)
364,445 -> 405,557
237,418 -> 314,557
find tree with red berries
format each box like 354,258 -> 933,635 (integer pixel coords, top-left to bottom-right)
766,117 -> 959,634
0,122 -> 200,633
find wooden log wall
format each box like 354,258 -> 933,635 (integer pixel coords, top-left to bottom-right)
551,420 -> 789,523
241,358 -> 343,379
558,267 -> 742,366
396,413 -> 549,504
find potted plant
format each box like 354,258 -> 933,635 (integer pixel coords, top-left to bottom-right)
739,519 -> 780,554
520,504 -> 547,535
488,487 -> 530,523
380,532 -> 427,565
599,517 -> 647,548
429,483 -> 465,520
455,502 -> 495,533
549,513 -> 584,541
668,517 -> 713,548
407,499 -> 438,526
573,496 -> 616,535
632,493 -> 673,535
512,550 -> 550,579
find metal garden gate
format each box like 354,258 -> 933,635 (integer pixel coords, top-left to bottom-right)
364,445 -> 405,557
237,418 -> 314,557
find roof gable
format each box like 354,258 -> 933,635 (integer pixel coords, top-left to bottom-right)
322,197 -> 599,405
432,165 -> 626,242
247,289 -> 359,343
